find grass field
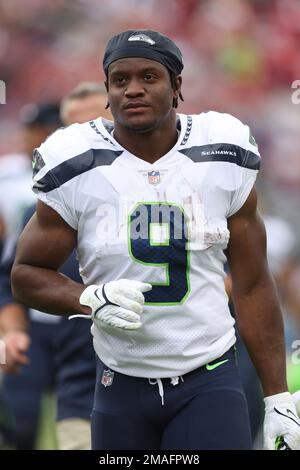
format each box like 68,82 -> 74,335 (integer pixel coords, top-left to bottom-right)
35,392 -> 57,450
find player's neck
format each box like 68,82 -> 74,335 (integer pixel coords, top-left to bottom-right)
113,115 -> 178,164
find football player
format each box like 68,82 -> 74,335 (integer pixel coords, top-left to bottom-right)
11,30 -> 300,450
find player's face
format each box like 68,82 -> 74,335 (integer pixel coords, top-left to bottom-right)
106,58 -> 178,132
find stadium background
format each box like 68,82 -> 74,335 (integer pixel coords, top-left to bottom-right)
0,0 -> 300,449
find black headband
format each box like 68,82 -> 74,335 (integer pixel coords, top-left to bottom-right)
103,30 -> 183,76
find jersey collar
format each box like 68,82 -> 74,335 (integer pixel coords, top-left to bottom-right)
95,114 -> 189,169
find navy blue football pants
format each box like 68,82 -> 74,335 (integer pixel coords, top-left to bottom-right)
91,347 -> 252,450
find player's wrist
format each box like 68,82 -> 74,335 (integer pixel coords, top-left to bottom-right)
262,379 -> 288,398
79,284 -> 104,314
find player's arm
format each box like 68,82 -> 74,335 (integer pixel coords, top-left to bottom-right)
12,200 -> 151,328
226,187 -> 287,396
11,200 -> 88,316
227,189 -> 300,449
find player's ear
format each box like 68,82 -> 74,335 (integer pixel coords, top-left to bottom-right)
175,75 -> 182,93
172,75 -> 182,109
104,80 -> 110,109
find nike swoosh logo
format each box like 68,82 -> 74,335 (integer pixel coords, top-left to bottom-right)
275,436 -> 291,450
206,359 -> 229,371
274,407 -> 300,428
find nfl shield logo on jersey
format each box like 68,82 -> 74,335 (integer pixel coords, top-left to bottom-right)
148,170 -> 160,185
101,369 -> 114,387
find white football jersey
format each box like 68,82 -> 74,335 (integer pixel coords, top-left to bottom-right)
32,111 -> 260,378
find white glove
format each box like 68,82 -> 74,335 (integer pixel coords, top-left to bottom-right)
292,391 -> 300,417
264,391 -> 300,450
75,279 -> 152,330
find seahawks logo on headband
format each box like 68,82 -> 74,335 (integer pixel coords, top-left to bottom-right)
128,34 -> 155,46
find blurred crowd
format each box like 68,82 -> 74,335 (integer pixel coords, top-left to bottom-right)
0,0 -> 300,449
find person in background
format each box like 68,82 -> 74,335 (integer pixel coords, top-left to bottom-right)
0,104 -> 60,264
0,83 -> 112,450
0,103 -> 62,449
60,82 -> 109,125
